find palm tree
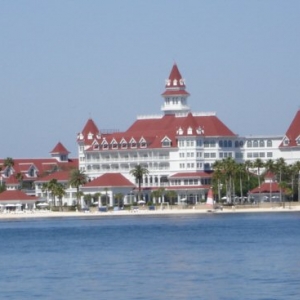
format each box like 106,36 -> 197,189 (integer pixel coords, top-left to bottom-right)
165,190 -> 177,206
253,158 -> 264,203
130,164 -> 149,201
54,183 -> 66,210
275,158 -> 287,204
212,160 -> 224,202
69,169 -> 88,209
15,172 -> 23,190
292,161 -> 300,201
3,157 -> 14,177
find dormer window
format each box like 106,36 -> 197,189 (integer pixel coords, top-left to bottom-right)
162,137 -> 171,147
130,138 -> 137,148
283,138 -> 289,146
177,127 -> 183,135
139,137 -> 147,148
111,139 -> 118,149
102,140 -> 108,150
173,79 -> 177,86
187,127 -> 193,135
88,133 -> 93,140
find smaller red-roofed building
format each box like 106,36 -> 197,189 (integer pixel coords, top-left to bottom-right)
0,190 -> 39,211
81,173 -> 136,206
248,172 -> 284,203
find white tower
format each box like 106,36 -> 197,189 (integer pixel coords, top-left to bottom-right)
161,64 -> 190,115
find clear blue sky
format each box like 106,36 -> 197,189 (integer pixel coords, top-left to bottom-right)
1,0 -> 299,158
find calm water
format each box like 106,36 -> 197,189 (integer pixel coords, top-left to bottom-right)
0,213 -> 300,300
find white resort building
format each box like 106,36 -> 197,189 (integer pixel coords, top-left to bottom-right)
1,64 -> 300,208
76,64 -> 300,206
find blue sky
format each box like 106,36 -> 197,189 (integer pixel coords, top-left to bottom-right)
1,0 -> 299,158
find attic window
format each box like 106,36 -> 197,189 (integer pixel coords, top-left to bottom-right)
112,143 -> 118,149
162,139 -> 171,147
177,127 -> 183,135
121,143 -> 127,149
297,138 -> 300,145
187,127 -> 193,135
284,139 -> 289,146
93,144 -> 99,150
131,142 -> 137,148
88,133 -> 93,140
140,142 -> 147,148
102,143 -> 108,150
173,79 -> 177,86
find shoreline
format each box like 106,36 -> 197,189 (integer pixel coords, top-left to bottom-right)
0,205 -> 300,220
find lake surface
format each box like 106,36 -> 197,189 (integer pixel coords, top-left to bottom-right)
0,212 -> 300,300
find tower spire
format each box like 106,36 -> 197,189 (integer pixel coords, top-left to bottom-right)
161,64 -> 190,115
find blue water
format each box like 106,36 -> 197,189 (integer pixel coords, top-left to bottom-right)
0,213 -> 300,300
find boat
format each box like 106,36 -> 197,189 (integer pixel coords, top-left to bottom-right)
206,188 -> 223,213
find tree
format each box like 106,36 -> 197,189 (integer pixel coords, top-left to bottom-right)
274,158 -> 287,204
42,179 -> 65,207
69,169 -> 88,209
3,157 -> 14,177
165,190 -> 177,205
54,183 -> 66,209
130,164 -> 149,201
253,158 -> 264,203
15,172 -> 23,190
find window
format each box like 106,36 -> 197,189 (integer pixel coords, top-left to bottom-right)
259,152 -> 265,158
204,140 -> 209,148
210,140 -> 216,147
235,141 -> 239,148
247,153 -> 253,158
196,140 -> 202,147
253,140 -> 258,147
204,153 -> 209,158
267,140 -> 272,147
219,140 -> 223,147
247,140 -> 252,147
162,139 -> 171,147
259,140 -> 265,147
228,141 -> 232,147
267,152 -> 273,158
224,140 -> 228,148
210,153 -> 216,158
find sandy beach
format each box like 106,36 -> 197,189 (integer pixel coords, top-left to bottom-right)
1,205 -> 300,219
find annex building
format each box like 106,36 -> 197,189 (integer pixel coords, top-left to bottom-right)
77,64 -> 300,205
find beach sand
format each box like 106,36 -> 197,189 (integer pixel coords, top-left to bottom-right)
1,205 -> 300,219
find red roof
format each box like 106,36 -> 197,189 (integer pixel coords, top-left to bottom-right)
0,190 -> 38,201
50,142 -> 70,154
170,172 -> 213,178
165,64 -> 186,88
249,182 -> 282,194
83,173 -> 135,188
5,176 -> 19,185
280,110 -> 300,148
35,171 -> 71,182
78,119 -> 100,141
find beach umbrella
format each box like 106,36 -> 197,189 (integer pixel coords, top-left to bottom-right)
37,203 -> 49,207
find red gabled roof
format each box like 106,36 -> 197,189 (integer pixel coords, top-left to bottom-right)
35,171 -> 71,182
0,190 -> 38,201
249,182 -> 282,194
83,173 -> 135,188
170,172 -> 213,178
50,142 -> 70,154
279,110 -> 300,148
165,64 -> 186,88
5,176 -> 19,185
162,63 -> 190,96
79,119 -> 100,139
